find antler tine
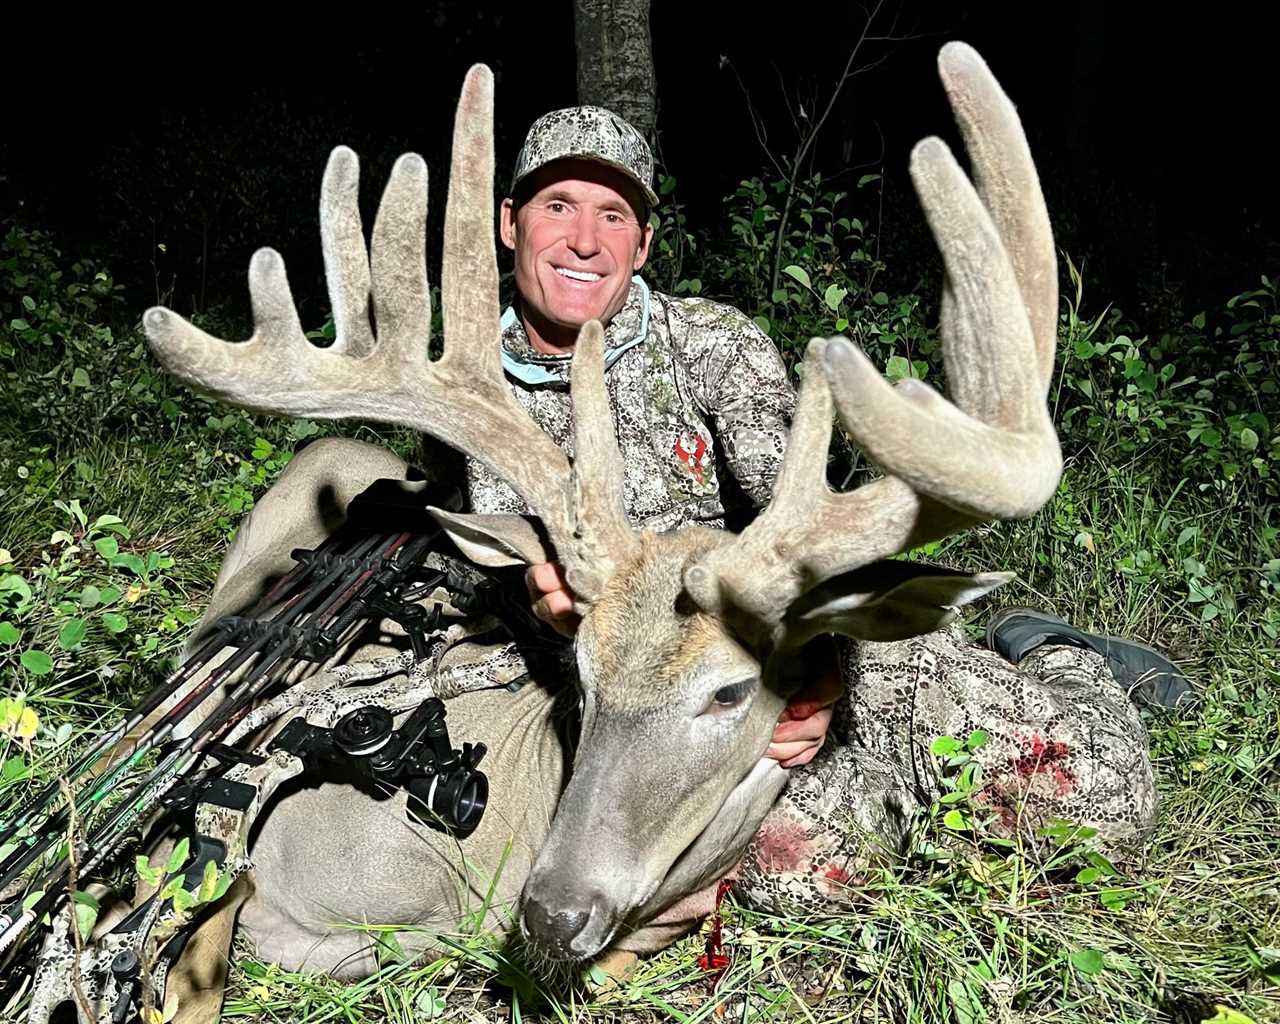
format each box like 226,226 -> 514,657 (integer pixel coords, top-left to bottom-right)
439,64 -> 503,385
686,43 -> 1061,630
320,147 -> 377,359
142,246 -> 314,416
564,321 -> 641,598
370,152 -> 433,357
938,42 -> 1056,391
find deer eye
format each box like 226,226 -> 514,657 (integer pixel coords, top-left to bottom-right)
711,681 -> 752,708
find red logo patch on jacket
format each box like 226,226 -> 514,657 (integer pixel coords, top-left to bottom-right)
673,433 -> 708,484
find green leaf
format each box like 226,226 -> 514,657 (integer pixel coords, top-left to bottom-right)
22,889 -> 46,913
101,612 -> 128,634
943,809 -> 970,830
1070,948 -> 1105,975
1200,1009 -> 1259,1024
1239,427 -> 1259,450
872,291 -> 889,305
71,367 -> 91,388
21,649 -> 53,675
374,929 -> 407,964
197,859 -> 219,903
857,173 -> 881,188
751,315 -> 771,335
781,265 -> 811,289
1075,867 -> 1101,884
823,284 -> 847,311
110,553 -> 146,576
211,870 -> 234,903
0,622 -> 18,645
22,295 -> 35,311
885,355 -> 911,382
135,854 -> 163,888
80,585 -> 101,609
0,575 -> 33,607
415,987 -> 447,1018
57,619 -> 87,651
931,736 -> 962,756
165,836 -> 190,874
10,318 -> 30,331
947,979 -> 981,1024
72,890 -> 99,941
93,537 -> 119,560
965,729 -> 989,751
98,587 -> 121,606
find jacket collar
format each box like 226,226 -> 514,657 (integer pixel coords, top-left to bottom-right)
499,276 -> 651,386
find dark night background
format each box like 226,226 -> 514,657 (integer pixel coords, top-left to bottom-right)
3,1 -> 1276,327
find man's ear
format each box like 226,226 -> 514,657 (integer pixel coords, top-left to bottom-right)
633,220 -> 654,271
499,198 -> 518,252
427,508 -> 552,567
780,560 -> 1013,645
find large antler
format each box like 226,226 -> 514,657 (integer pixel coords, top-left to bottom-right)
685,43 -> 1062,638
142,66 -> 637,600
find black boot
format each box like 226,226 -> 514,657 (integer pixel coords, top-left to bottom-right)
986,608 -> 1193,712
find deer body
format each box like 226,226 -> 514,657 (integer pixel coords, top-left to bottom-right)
142,43 -> 1072,972
200,484 -> 791,974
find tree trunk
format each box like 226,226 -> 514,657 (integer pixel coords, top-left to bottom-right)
573,0 -> 656,141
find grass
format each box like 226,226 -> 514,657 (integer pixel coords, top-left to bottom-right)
1,228 -> 1277,1022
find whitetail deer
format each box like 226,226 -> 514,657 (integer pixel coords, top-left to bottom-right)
141,42 -> 1060,971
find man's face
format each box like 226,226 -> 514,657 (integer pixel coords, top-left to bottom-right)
501,159 -> 653,353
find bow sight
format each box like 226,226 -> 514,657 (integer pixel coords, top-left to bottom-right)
272,698 -> 488,835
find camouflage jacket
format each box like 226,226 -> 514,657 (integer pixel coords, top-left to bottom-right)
465,278 -> 795,530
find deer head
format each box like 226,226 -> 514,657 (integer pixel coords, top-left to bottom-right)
143,43 -> 1060,962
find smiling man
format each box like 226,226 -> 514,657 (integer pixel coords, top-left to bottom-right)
462,105 -> 841,768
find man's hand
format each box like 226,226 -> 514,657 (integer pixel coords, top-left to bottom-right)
766,641 -> 843,768
525,561 -> 581,638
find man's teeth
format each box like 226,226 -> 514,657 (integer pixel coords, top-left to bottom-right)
555,267 -> 602,282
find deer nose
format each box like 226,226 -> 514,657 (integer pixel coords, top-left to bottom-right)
521,891 -> 605,959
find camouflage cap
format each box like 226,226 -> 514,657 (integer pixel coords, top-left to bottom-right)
511,105 -> 659,210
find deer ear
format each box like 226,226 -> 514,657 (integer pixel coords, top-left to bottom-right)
782,561 -> 1012,644
426,508 -> 553,567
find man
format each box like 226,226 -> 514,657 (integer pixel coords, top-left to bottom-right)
465,104 -> 842,767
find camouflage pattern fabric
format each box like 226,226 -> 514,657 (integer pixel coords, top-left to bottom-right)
465,282 -> 795,531
735,628 -> 1157,914
511,105 -> 659,208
